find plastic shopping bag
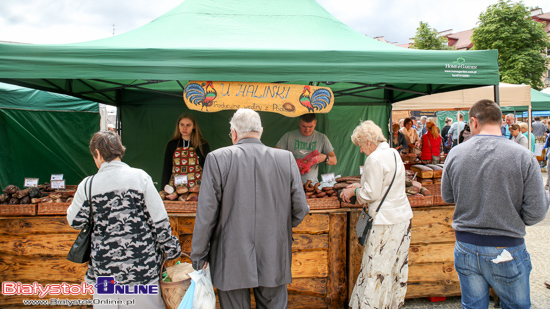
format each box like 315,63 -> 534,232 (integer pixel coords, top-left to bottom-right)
189,266 -> 216,309
177,280 -> 196,309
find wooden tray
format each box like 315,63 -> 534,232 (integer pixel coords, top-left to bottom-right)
407,195 -> 433,207
0,204 -> 37,216
416,178 -> 433,185
410,165 -> 434,179
164,201 -> 197,213
306,196 -> 340,210
432,195 -> 453,206
424,184 -> 441,195
37,203 -> 70,215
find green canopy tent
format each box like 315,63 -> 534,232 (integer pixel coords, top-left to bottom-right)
0,0 -> 499,186
0,82 -> 100,189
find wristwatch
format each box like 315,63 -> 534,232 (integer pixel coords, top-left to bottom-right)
324,155 -> 330,163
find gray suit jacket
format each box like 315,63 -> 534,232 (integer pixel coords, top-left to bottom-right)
191,138 -> 309,291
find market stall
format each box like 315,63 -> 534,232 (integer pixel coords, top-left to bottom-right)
0,82 -> 100,189
0,0 -> 501,307
0,0 -> 499,183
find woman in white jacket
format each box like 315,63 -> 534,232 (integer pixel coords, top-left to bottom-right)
341,120 -> 413,309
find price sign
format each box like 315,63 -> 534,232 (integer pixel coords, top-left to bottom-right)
51,174 -> 64,181
360,166 -> 364,175
174,175 -> 188,186
321,172 -> 335,183
51,180 -> 66,189
24,178 -> 39,187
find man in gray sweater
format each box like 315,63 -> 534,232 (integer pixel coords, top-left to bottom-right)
442,99 -> 548,309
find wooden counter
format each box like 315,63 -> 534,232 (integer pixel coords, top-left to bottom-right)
0,199 -> 458,308
347,206 -> 459,300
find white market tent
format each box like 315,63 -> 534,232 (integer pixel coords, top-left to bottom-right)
392,83 -> 532,146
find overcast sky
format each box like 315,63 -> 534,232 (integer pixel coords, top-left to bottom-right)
0,0 -> 546,45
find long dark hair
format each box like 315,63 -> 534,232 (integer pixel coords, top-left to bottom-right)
170,113 -> 208,154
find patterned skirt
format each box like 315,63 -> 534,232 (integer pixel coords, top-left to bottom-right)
349,220 -> 412,309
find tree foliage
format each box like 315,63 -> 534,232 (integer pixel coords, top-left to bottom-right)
472,0 -> 550,90
411,22 -> 454,50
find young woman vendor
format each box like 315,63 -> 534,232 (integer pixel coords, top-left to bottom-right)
162,113 -> 210,188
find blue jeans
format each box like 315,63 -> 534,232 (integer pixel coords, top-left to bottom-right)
454,241 -> 532,309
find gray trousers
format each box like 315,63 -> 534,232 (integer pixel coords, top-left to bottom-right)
217,285 -> 287,309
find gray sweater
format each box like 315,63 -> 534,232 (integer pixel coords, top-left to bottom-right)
442,135 -> 548,240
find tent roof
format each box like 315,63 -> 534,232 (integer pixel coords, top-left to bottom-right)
393,83 -> 530,111
0,0 -> 499,106
531,88 -> 550,111
0,82 -> 98,112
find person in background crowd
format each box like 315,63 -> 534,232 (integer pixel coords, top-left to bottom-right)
417,116 -> 427,137
162,113 -> 210,188
391,123 -> 408,153
420,118 -> 441,164
532,116 -> 546,139
448,113 -> 465,147
276,113 -> 337,183
410,116 -> 418,130
398,118 -> 405,128
442,99 -> 548,309
510,123 -> 529,149
519,122 -> 535,153
191,109 -> 309,309
459,122 -> 471,143
441,117 -> 453,154
340,120 -> 413,309
501,113 -> 515,139
400,118 -> 420,156
68,131 -> 182,309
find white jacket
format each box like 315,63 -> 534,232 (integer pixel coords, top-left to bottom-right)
356,142 -> 413,225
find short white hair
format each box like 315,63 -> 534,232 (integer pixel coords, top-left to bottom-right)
230,109 -> 262,135
421,116 -> 428,121
351,120 -> 387,146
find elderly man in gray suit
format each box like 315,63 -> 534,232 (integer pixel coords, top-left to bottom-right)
191,109 -> 310,309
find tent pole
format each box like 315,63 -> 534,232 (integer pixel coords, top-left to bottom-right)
494,84 -> 500,106
527,105 -> 533,150
456,109 -> 460,145
389,107 -> 393,147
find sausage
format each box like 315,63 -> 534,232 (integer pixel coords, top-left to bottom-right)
322,187 -> 334,192
305,180 -> 315,192
325,190 -> 335,195
335,176 -> 361,183
189,185 -> 200,193
314,183 -> 322,194
186,193 -> 199,201
159,191 -> 168,200
316,191 -> 327,197
176,186 -> 189,195
165,193 -> 178,200
305,191 -> 315,197
334,183 -> 348,189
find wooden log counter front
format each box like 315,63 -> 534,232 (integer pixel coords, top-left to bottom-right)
0,190 -> 459,308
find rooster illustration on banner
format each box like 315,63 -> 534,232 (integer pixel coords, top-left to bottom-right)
184,81 -> 217,111
299,86 -> 332,113
183,81 -> 334,116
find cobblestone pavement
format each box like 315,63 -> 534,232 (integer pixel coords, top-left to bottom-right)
401,172 -> 550,309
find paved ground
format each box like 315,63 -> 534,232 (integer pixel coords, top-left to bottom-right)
401,171 -> 550,309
